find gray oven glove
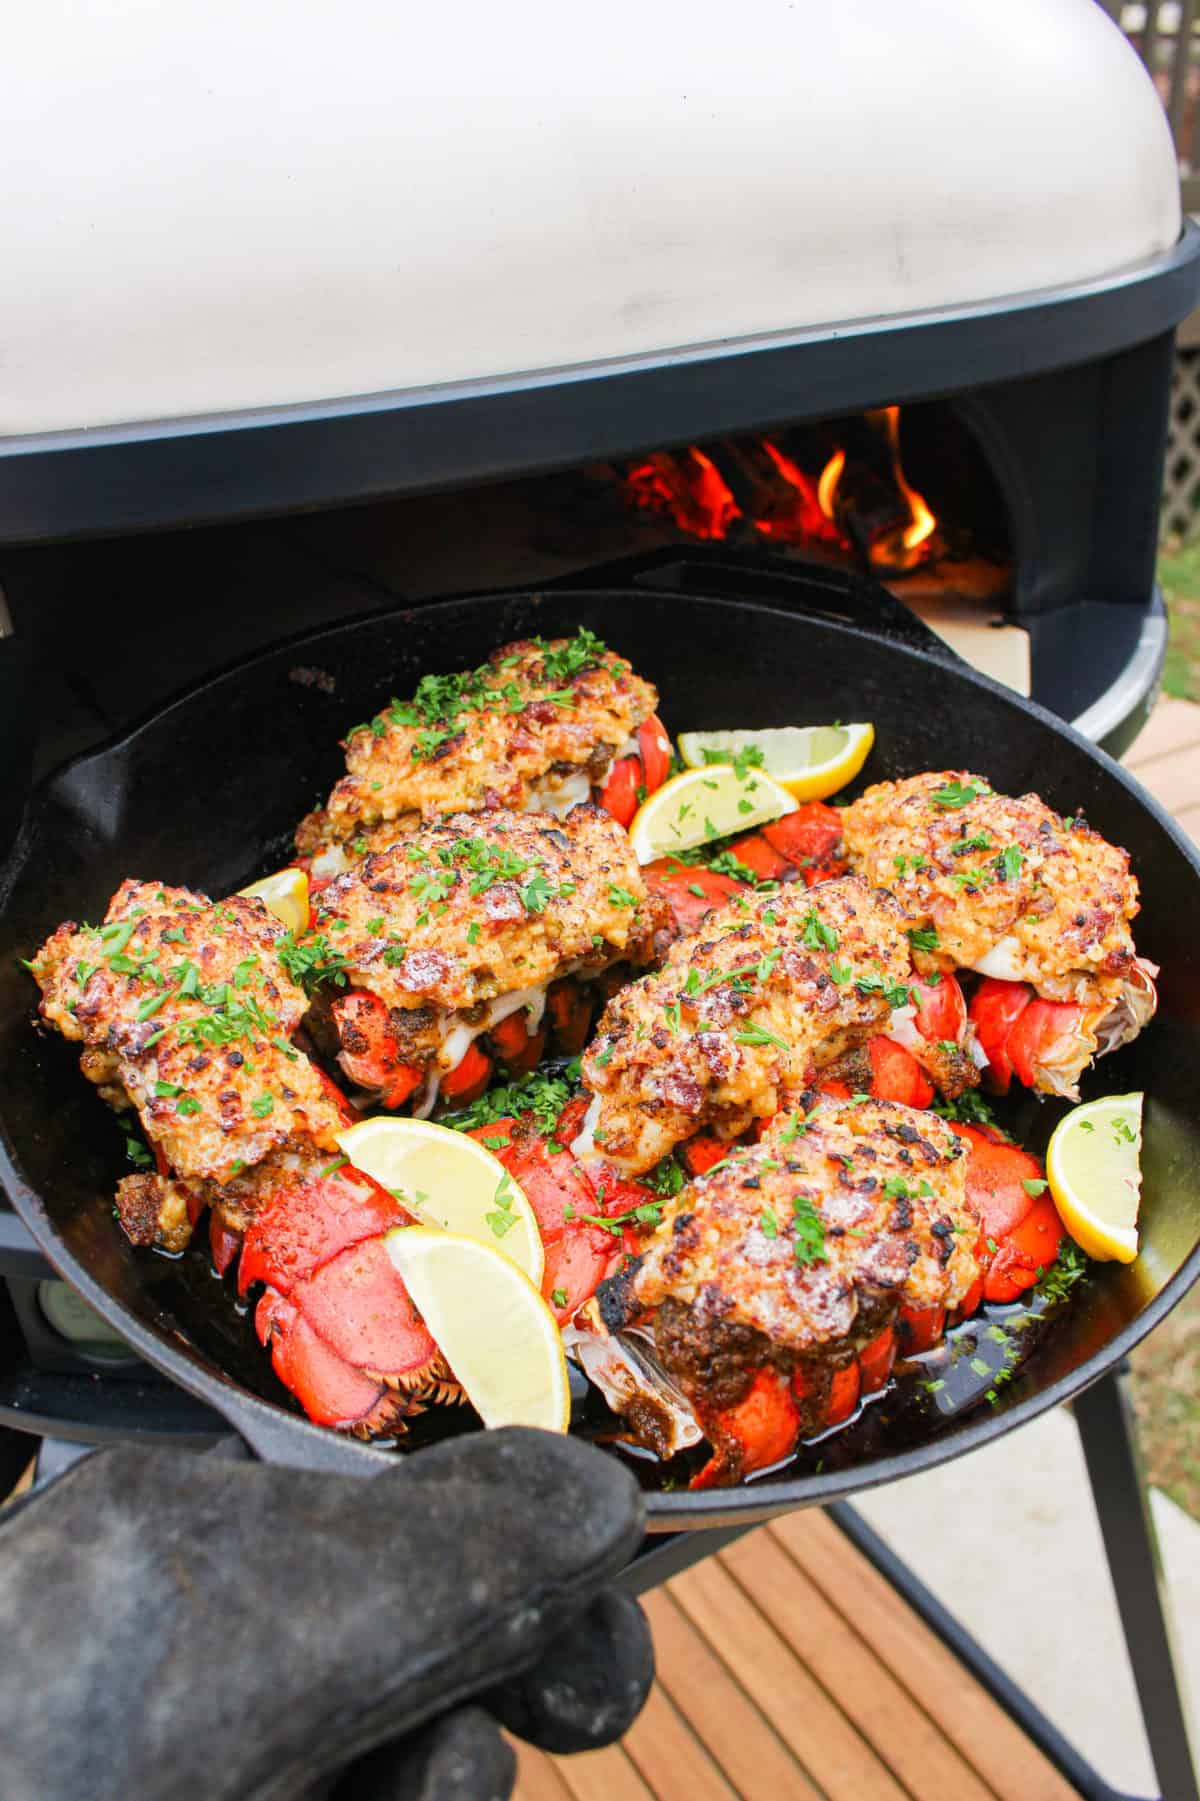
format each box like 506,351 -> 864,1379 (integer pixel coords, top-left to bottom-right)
0,1427 -> 653,1801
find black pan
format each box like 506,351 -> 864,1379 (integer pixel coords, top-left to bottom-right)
2,565 -> 1198,1527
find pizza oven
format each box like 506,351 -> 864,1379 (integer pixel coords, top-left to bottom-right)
1,0 -> 1198,1432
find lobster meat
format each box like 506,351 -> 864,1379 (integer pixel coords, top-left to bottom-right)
841,770 -> 1158,1098
598,714 -> 674,828
968,968 -> 1157,1098
236,1158 -> 454,1433
640,800 -> 848,936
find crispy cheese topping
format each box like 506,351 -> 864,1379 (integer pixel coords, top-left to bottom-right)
842,771 -> 1142,1007
31,879 -> 342,1185
580,876 -> 914,1177
296,631 -> 657,848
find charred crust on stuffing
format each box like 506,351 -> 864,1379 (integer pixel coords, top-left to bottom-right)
115,1173 -> 165,1246
597,1263 -> 642,1332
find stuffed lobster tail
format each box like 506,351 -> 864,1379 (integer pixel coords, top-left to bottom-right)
573,873 -> 976,1184
29,878 -> 451,1436
294,629 -> 667,880
580,1094 -> 1068,1487
307,804 -> 666,1113
841,770 -> 1158,1099
591,1098 -> 981,1487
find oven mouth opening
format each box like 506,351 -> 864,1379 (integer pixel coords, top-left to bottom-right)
606,402 -> 1010,612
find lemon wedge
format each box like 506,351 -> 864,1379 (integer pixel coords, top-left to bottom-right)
385,1227 -> 570,1431
677,724 -> 875,801
628,764 -> 797,864
337,1116 -> 544,1287
1046,1092 -> 1143,1264
238,867 -> 311,935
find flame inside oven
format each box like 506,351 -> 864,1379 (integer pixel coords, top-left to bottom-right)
622,406 -> 945,577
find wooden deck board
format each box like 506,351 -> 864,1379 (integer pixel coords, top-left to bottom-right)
1126,699 -> 1200,824
514,1511 -> 1082,1800
773,1511 -> 1079,1801
1124,696 -> 1200,769
668,1554 -> 909,1801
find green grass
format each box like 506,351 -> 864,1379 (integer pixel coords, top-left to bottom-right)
1131,1283 -> 1200,1521
1159,543 -> 1200,701
1123,549 -> 1200,1517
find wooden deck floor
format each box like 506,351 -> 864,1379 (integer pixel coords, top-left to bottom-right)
517,698 -> 1200,1801
1122,697 -> 1200,842
513,1511 -> 1078,1801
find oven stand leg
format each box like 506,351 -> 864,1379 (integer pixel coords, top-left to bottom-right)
1074,1364 -> 1200,1801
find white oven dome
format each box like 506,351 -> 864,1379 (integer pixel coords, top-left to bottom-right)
1,0 -> 1181,437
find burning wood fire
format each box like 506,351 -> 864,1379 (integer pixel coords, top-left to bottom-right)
622,406 -> 946,577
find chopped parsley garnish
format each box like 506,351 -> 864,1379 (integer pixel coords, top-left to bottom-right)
791,1195 -> 827,1265
995,845 -> 1024,883
1021,1177 -> 1048,1197
521,871 -> 555,914
570,1199 -> 664,1236
278,931 -> 349,993
907,926 -> 939,953
1035,1240 -> 1089,1305
930,779 -> 985,810
176,1095 -> 202,1117
734,1024 -> 789,1053
123,1132 -> 153,1169
760,1207 -> 779,1239
932,1088 -> 1001,1128
643,1152 -> 687,1198
441,1067 -> 575,1139
801,910 -> 839,953
854,971 -> 913,1009
608,884 -> 639,909
154,1080 -> 182,1098
551,1288 -> 568,1308
349,629 -> 610,744
99,919 -> 139,955
250,1093 -> 276,1118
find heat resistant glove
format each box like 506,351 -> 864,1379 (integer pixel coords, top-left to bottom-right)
0,1427 -> 653,1801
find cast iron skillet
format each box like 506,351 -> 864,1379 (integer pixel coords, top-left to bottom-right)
1,566 -> 1198,1528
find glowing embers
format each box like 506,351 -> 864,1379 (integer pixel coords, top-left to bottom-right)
624,447 -> 740,540
622,407 -> 944,576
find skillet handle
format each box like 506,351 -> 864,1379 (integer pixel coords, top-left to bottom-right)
553,548 -> 964,664
196,1379 -> 388,1476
